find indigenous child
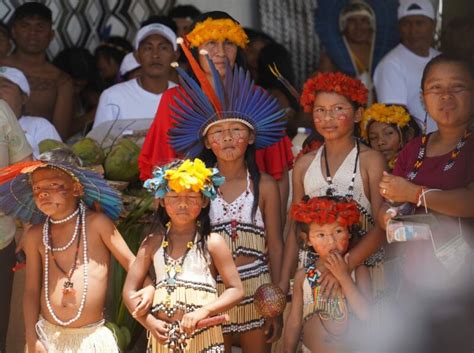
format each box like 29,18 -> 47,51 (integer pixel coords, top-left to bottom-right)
138,11 -> 293,221
166,34 -> 286,353
359,103 -> 419,170
122,158 -> 244,353
0,159 -> 149,353
379,54 -> 474,291
279,72 -> 386,305
284,196 -> 371,353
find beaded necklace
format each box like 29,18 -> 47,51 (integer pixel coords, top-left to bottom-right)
407,128 -> 472,181
162,231 -> 195,317
43,206 -> 80,252
43,201 -> 88,326
323,139 -> 360,197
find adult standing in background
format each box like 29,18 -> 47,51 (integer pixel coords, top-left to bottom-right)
0,96 -> 32,353
373,0 -> 440,133
0,2 -> 74,140
0,22 -> 12,59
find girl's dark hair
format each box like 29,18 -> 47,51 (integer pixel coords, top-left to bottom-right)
188,11 -> 247,69
169,5 -> 202,20
152,200 -> 212,253
95,36 -> 133,66
53,47 -> 97,82
199,142 -> 261,223
421,54 -> 474,91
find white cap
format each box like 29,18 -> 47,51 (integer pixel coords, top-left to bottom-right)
0,66 -> 30,96
134,23 -> 177,51
119,52 -> 141,77
398,0 -> 435,20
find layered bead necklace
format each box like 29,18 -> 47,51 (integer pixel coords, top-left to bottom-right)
407,128 -> 472,181
43,201 -> 89,326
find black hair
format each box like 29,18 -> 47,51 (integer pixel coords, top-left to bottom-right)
244,28 -> 275,43
141,15 -> 178,34
188,11 -> 247,69
256,42 -> 299,111
53,47 -> 97,82
11,2 -> 52,25
0,21 -> 10,38
151,198 -> 212,254
169,5 -> 202,20
421,54 -> 474,91
199,142 -> 261,223
94,36 -> 132,66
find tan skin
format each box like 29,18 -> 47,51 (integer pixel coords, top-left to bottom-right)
379,62 -> 474,226
0,77 -> 28,118
0,30 -> 12,59
198,39 -> 290,224
203,120 -> 284,353
122,190 -> 244,344
398,15 -> 435,57
1,16 -> 74,139
367,121 -> 402,162
279,92 -> 386,296
23,168 -> 151,353
284,222 -> 371,353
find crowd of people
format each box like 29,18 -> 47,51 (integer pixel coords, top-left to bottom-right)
0,0 -> 472,353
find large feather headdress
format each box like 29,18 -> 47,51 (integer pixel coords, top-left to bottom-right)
0,161 -> 122,224
168,38 -> 288,157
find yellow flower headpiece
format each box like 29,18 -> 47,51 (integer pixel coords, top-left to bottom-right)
144,158 -> 224,199
186,18 -> 249,48
360,103 -> 411,141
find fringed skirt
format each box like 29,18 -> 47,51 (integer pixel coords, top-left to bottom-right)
217,259 -> 271,334
27,316 -> 118,353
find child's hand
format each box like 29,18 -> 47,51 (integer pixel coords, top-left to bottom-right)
130,285 -> 155,318
146,316 -> 169,344
180,307 -> 210,335
325,252 -> 350,283
317,267 -> 341,298
263,314 -> 283,343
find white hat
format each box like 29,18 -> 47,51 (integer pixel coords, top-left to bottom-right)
0,66 -> 30,96
134,23 -> 177,51
398,0 -> 435,20
119,52 -> 141,77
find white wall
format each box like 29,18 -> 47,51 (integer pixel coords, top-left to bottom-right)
178,0 -> 258,28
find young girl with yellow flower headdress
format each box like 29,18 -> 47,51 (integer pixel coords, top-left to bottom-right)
359,103 -> 419,170
279,72 -> 386,314
123,158 -> 244,353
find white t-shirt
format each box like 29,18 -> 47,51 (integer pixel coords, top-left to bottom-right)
19,116 -> 62,159
373,44 -> 440,133
93,79 -> 177,129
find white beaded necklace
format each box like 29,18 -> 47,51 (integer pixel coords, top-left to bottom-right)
42,206 -> 81,252
44,201 -> 89,326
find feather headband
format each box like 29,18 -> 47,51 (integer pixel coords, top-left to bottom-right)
186,18 -> 249,48
0,161 -> 122,224
359,103 -> 411,141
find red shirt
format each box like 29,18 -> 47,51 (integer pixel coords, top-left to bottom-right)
138,86 -> 294,181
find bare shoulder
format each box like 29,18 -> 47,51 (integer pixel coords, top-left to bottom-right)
294,149 -> 318,176
139,233 -> 163,255
206,232 -> 226,252
359,144 -> 385,170
86,210 -> 115,228
24,223 -> 43,247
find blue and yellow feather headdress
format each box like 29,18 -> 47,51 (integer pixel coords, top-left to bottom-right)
168,37 -> 288,157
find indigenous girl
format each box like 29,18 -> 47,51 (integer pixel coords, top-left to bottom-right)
379,54 -> 474,291
284,196 -> 371,353
138,11 -> 293,218
359,103 -> 419,170
279,72 -> 386,306
123,158 -> 244,353
165,35 -> 286,352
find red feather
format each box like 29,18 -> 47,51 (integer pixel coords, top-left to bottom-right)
0,161 -> 44,184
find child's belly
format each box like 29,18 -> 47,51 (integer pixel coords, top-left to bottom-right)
302,314 -> 348,353
40,263 -> 109,328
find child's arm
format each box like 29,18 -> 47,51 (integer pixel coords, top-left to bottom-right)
283,269 -> 305,353
122,234 -> 169,343
180,233 -> 244,334
347,150 -> 386,269
23,227 -> 47,353
325,253 -> 371,321
279,154 -> 313,294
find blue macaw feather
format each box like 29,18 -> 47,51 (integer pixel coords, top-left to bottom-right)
177,75 -> 215,117
205,54 -> 226,107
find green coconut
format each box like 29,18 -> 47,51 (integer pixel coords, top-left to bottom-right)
104,139 -> 140,182
71,138 -> 105,166
38,139 -> 69,154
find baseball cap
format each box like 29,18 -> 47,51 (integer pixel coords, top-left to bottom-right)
134,23 -> 177,50
398,0 -> 435,20
119,52 -> 141,77
0,66 -> 30,96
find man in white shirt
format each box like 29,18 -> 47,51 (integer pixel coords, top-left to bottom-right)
93,23 -> 178,129
373,0 -> 440,133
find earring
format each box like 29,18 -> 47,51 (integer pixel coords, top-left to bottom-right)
166,221 -> 171,231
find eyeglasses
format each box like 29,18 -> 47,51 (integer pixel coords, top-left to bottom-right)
423,85 -> 472,96
313,106 -> 353,121
164,195 -> 202,206
207,127 -> 249,141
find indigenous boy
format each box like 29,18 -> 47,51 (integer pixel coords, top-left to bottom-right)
0,160 -> 147,353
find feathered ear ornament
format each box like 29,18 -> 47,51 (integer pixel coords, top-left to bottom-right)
268,63 -> 300,101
